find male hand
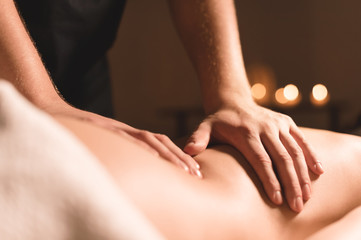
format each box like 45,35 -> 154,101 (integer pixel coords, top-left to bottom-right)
184,102 -> 324,212
47,103 -> 202,178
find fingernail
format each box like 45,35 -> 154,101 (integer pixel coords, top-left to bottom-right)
294,196 -> 303,212
314,162 -> 324,173
184,165 -> 189,173
302,184 -> 311,201
195,163 -> 200,169
195,169 -> 203,178
273,190 -> 283,205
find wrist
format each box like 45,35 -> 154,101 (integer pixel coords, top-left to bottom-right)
203,87 -> 256,114
199,68 -> 255,114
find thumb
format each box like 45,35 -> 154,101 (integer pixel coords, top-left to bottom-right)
184,120 -> 212,156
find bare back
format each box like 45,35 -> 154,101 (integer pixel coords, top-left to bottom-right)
56,116 -> 361,240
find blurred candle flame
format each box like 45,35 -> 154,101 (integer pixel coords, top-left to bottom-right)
311,84 -> 329,106
284,84 -> 299,101
251,83 -> 267,100
275,88 -> 288,104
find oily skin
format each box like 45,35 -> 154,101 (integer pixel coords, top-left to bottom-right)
56,116 -> 361,239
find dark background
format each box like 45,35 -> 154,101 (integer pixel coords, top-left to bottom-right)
108,0 -> 361,138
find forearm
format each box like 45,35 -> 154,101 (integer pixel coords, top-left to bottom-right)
167,0 -> 253,113
0,0 -> 62,108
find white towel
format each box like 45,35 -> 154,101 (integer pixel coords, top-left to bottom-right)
0,80 -> 163,240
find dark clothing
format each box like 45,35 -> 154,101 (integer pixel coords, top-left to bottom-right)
15,0 -> 127,117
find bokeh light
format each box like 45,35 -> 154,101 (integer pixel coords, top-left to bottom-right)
251,83 -> 267,100
275,88 -> 288,104
283,84 -> 299,101
312,84 -> 328,101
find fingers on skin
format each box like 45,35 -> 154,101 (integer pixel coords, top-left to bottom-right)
290,125 -> 324,175
155,134 -> 202,178
280,132 -> 312,201
184,121 -> 212,156
133,131 -> 192,172
114,129 -> 160,157
262,132 -> 304,213
79,113 -> 202,176
89,118 -> 159,157
237,136 -> 283,206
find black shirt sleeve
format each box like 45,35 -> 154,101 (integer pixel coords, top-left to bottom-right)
15,0 -> 127,117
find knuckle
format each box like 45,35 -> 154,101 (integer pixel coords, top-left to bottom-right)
278,151 -> 293,163
262,122 -> 274,132
283,115 -> 294,123
182,152 -> 193,160
293,189 -> 303,197
161,150 -> 175,160
140,130 -> 153,139
278,113 -> 292,123
256,168 -> 281,192
259,157 -> 273,166
177,150 -> 189,160
157,134 -> 169,142
300,178 -> 311,186
266,177 -> 281,190
238,125 -> 253,137
299,171 -> 311,182
136,130 -> 146,136
300,136 -> 310,147
253,153 -> 273,168
291,146 -> 304,159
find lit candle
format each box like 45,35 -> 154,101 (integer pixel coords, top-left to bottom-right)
284,84 -> 299,101
310,84 -> 329,106
274,84 -> 301,106
251,83 -> 267,101
275,88 -> 288,105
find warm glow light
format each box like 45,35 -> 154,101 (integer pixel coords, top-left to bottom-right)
251,83 -> 267,100
275,88 -> 288,104
312,84 -> 328,101
283,84 -> 299,101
